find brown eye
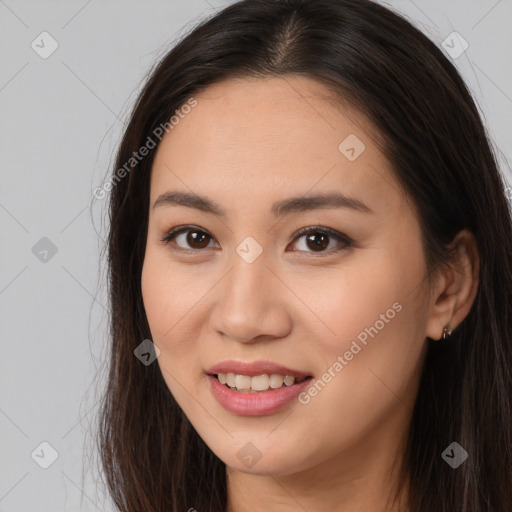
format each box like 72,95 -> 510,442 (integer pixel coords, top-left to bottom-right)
161,227 -> 215,251
184,230 -> 211,249
289,226 -> 352,255
304,232 -> 329,251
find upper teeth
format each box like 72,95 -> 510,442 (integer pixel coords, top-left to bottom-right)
217,373 -> 301,392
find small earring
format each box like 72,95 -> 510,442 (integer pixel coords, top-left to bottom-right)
442,323 -> 453,340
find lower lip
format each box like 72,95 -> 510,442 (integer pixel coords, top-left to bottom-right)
207,374 -> 313,416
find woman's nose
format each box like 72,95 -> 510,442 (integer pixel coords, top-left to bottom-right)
208,253 -> 292,344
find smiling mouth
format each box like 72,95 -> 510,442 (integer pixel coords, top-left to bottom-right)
212,373 -> 313,393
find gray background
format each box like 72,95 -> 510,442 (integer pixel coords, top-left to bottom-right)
1,0 -> 511,510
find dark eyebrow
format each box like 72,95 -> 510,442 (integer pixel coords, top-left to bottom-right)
152,191 -> 374,216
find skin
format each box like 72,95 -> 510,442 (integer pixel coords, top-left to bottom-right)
140,76 -> 479,512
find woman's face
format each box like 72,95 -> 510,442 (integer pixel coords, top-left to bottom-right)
141,76 -> 434,476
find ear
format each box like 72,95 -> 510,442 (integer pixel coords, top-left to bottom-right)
425,229 -> 480,340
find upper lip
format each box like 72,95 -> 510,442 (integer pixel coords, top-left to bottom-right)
207,360 -> 312,378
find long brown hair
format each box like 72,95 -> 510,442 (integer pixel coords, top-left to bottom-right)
94,1 -> 512,510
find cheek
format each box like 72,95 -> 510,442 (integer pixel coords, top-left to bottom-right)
298,243 -> 428,401
141,253 -> 199,408
310,255 -> 427,409
141,249 -> 202,341
296,256 -> 414,353
141,257 -> 173,341
141,250 -> 209,387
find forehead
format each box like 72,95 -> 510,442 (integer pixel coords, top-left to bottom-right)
150,76 -> 407,217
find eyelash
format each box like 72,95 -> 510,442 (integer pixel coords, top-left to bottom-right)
159,225 -> 352,256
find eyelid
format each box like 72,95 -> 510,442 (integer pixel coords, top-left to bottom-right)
160,224 -> 352,254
